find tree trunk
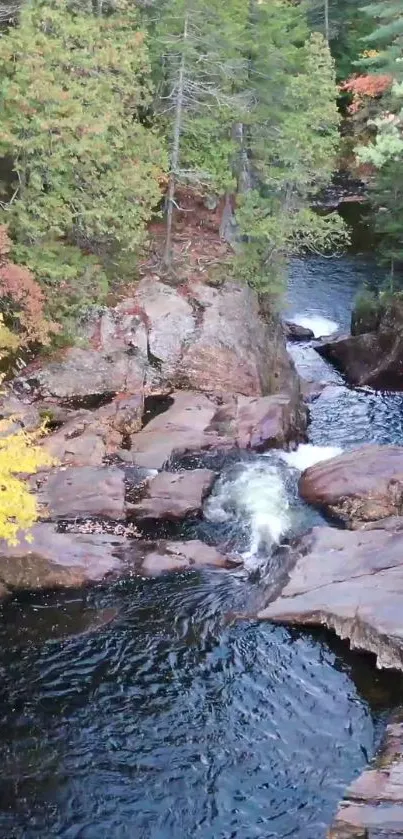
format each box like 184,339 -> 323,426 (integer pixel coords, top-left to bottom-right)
163,13 -> 188,268
324,0 -> 329,43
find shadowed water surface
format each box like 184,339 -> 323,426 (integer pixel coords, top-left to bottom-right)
1,253 -> 403,839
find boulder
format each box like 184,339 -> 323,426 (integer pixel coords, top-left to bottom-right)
13,346 -> 146,404
316,297 -> 403,390
235,393 -> 307,451
0,523 -> 241,599
0,523 -> 126,595
284,321 -> 315,342
315,332 -> 384,386
42,393 -> 144,467
299,445 -> 403,527
130,539 -> 238,575
37,466 -> 126,520
178,281 -> 297,397
257,524 -> 403,670
10,277 -> 302,424
129,469 -> 216,521
129,390 -> 307,469
329,711 -> 403,838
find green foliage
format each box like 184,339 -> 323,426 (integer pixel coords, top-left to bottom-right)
354,5 -> 403,284
0,0 -> 167,334
234,21 -> 347,290
361,1 -> 403,80
303,0 -> 374,81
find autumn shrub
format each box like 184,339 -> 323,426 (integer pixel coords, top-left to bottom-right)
0,422 -> 54,545
0,225 -> 57,349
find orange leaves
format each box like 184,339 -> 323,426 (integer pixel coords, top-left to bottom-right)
0,225 -> 58,346
341,74 -> 393,114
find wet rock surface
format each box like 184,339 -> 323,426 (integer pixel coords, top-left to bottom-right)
299,445 -> 403,527
316,296 -> 403,390
127,539 -> 238,576
284,321 -> 315,342
258,524 -> 403,670
328,711 -> 403,838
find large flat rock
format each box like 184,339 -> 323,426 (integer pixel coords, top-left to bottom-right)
258,524 -> 403,670
299,445 -> 403,527
0,523 -> 125,595
130,390 -> 307,469
37,466 -> 127,520
0,524 -> 240,599
328,712 -> 403,838
129,469 -> 215,521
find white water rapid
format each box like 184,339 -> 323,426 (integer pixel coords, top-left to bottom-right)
280,443 -> 343,472
290,313 -> 339,338
204,461 -> 291,568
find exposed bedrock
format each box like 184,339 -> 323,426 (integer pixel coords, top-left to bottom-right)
258,523 -> 403,671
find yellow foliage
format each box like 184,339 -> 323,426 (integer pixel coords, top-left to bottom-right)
0,421 -> 55,545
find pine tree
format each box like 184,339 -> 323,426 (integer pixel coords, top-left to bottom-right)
362,1 -> 403,80
0,0 -> 167,332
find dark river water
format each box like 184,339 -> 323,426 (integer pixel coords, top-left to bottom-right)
2,254 -> 403,839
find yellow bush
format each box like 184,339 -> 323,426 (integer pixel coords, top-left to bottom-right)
0,422 -> 54,545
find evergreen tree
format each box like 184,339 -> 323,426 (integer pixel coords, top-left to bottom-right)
153,0 -> 346,287
362,1 -> 403,80
0,0 -> 167,332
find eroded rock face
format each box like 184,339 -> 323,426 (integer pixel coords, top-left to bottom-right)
130,469 -> 216,521
328,711 -> 403,838
316,297 -> 403,390
299,445 -> 403,527
258,524 -> 403,670
0,525 -> 239,599
13,278 -> 299,403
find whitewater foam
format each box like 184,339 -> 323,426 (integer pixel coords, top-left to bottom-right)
280,443 -> 342,472
290,314 -> 339,338
204,461 -> 290,567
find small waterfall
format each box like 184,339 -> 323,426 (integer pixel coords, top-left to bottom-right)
204,460 -> 291,568
280,443 -> 343,472
290,313 -> 339,338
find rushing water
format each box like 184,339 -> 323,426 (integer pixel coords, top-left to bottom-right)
2,254 -> 403,839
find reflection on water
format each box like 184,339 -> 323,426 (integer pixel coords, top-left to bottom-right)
0,252 -> 402,839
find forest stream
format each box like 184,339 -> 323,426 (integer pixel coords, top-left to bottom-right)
2,252 -> 403,839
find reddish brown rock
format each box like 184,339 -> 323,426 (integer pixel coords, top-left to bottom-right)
258,524 -> 403,670
135,540 -> 238,576
0,523 -> 125,595
328,712 -> 403,838
37,466 -> 126,521
130,469 -> 216,521
42,393 -> 144,467
316,296 -> 403,390
235,393 -> 307,450
179,282 -> 296,397
130,390 -> 307,469
299,445 -> 403,527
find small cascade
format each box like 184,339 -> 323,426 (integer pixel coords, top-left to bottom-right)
204,460 -> 291,568
280,443 -> 343,472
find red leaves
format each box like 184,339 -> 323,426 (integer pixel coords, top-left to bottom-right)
341,74 -> 393,114
0,225 -> 58,346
